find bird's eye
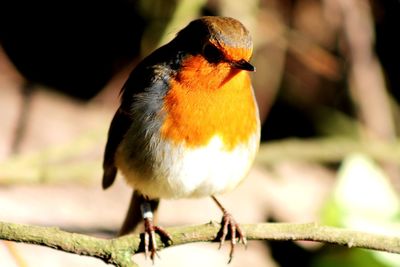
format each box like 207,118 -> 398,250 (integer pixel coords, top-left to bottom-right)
202,43 -> 224,63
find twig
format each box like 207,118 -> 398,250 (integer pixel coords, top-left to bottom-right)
3,241 -> 29,267
11,82 -> 34,155
323,0 -> 396,141
257,138 -> 400,165
1,221 -> 400,267
322,0 -> 400,192
2,137 -> 400,185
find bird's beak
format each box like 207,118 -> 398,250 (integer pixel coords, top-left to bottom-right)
230,59 -> 256,72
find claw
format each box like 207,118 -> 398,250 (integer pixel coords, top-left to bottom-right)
142,217 -> 172,262
212,196 -> 246,263
154,226 -> 173,242
218,212 -> 246,263
219,218 -> 229,249
144,230 -> 150,259
237,227 -> 247,248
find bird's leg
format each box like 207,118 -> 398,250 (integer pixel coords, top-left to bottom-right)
212,196 -> 247,263
140,201 -> 172,261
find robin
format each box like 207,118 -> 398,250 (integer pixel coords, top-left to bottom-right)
102,16 -> 260,262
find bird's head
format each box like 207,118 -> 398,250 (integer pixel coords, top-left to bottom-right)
175,16 -> 255,72
159,17 -> 258,149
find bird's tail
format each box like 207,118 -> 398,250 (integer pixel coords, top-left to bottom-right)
118,190 -> 160,236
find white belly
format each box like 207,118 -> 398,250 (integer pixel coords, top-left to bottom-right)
122,134 -> 259,199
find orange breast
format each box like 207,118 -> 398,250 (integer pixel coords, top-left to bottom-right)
160,55 -> 258,151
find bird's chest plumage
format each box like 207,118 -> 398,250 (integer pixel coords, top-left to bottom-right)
116,61 -> 260,199
143,133 -> 259,199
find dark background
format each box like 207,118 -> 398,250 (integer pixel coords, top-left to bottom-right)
0,1 -> 399,266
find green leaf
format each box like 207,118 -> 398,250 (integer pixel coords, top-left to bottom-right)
320,153 -> 400,266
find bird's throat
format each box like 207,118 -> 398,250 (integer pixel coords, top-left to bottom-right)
160,55 -> 258,150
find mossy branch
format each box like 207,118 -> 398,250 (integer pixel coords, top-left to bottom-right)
1,221 -> 400,267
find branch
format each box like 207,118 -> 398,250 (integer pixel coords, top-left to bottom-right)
3,137 -> 400,185
257,138 -> 400,165
1,221 -> 400,267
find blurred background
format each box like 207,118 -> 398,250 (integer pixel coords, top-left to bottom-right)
0,0 -> 400,266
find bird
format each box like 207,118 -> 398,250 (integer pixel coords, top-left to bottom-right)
102,16 -> 260,262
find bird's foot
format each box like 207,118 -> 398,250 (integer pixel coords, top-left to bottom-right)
142,218 -> 172,262
212,196 -> 246,263
217,211 -> 247,263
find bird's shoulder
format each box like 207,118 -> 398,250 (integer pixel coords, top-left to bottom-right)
119,43 -> 186,110
103,44 -> 184,189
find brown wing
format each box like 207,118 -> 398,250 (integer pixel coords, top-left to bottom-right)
102,39 -> 179,189
102,108 -> 132,189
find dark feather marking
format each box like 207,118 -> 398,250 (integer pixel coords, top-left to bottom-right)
102,109 -> 132,189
